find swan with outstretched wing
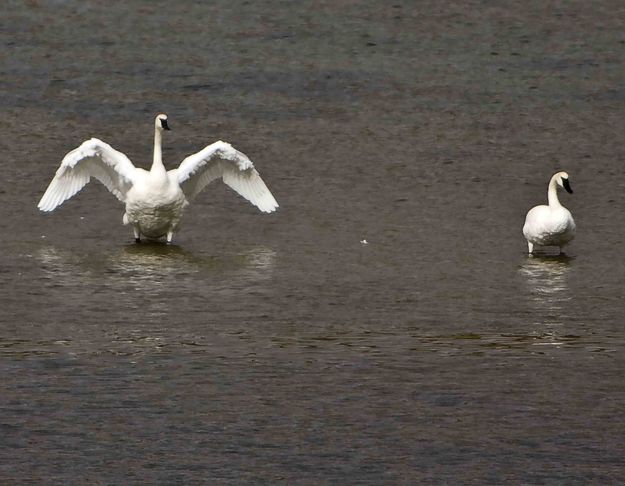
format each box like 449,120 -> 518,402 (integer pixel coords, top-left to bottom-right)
38,114 -> 278,243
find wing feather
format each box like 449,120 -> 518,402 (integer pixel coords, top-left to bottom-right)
174,141 -> 278,213
38,138 -> 137,212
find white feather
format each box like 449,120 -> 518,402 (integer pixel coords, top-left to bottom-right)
523,171 -> 576,254
175,141 -> 279,213
38,116 -> 278,243
38,138 -> 137,212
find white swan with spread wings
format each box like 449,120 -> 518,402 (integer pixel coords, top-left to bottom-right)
38,114 -> 278,243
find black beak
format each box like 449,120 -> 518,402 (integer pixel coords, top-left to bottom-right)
162,119 -> 170,130
562,178 -> 573,194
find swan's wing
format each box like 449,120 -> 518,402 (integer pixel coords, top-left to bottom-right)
173,140 -> 278,213
38,138 -> 138,212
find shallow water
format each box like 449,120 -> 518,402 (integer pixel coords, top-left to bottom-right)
2,0 -> 625,483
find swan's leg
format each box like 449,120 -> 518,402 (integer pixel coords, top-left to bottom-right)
133,225 -> 141,244
527,241 -> 534,255
166,229 -> 174,244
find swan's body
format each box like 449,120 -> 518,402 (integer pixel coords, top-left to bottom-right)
38,114 -> 278,243
523,171 -> 575,255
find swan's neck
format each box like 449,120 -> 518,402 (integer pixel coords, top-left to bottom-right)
547,177 -> 562,208
151,129 -> 166,176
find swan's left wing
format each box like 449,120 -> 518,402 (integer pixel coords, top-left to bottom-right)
38,138 -> 138,211
173,141 -> 278,213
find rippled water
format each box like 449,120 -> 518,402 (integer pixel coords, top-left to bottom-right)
2,0 -> 625,483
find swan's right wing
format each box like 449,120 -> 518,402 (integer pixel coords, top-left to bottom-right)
38,138 -> 138,212
174,140 -> 278,213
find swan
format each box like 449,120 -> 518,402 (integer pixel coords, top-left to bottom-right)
522,171 -> 576,255
38,114 -> 278,243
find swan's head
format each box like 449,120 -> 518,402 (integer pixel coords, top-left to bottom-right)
555,171 -> 573,194
155,114 -> 170,131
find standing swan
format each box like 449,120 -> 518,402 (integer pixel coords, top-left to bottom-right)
38,114 -> 278,243
523,171 -> 576,255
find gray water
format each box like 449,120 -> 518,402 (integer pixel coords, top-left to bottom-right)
2,0 -> 625,483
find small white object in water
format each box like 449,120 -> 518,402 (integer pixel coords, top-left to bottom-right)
38,114 -> 279,243
522,171 -> 576,255
360,239 -> 368,244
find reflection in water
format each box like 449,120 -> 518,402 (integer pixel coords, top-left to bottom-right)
519,256 -> 573,344
36,243 -> 276,291
112,243 -> 200,291
30,243 -> 277,357
37,245 -> 94,286
115,243 -> 276,281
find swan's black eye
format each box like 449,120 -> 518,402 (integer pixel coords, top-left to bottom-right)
562,178 -> 573,194
161,119 -> 170,130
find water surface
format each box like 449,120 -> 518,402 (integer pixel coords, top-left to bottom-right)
2,0 -> 625,483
